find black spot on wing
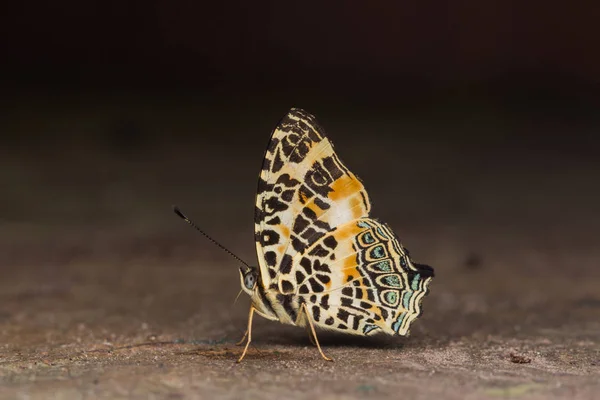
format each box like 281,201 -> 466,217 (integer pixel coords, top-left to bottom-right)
262,158 -> 271,171
281,134 -> 297,156
259,229 -> 280,246
320,294 -> 330,310
295,270 -> 306,285
299,257 -> 312,275
266,137 -> 279,154
337,309 -> 350,323
289,140 -> 311,164
292,236 -> 307,253
360,301 -> 372,309
313,260 -> 331,273
281,280 -> 294,293
272,149 -> 284,173
265,251 -> 277,267
276,173 -> 301,188
301,227 -> 318,241
308,245 -> 329,257
314,220 -> 331,232
313,197 -> 330,210
254,206 -> 265,226
293,215 -> 309,234
304,156 -> 349,198
322,156 -> 344,181
288,109 -> 324,142
265,216 -> 280,225
323,236 -> 338,249
302,206 -> 317,220
366,289 -> 375,302
256,178 -> 273,197
280,254 -> 293,274
312,305 -> 321,322
264,196 -> 288,217
298,185 -> 314,204
281,189 -> 295,202
308,278 -> 324,293
352,315 -> 363,331
380,308 -> 388,320
304,163 -> 333,197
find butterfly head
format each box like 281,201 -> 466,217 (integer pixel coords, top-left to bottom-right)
239,266 -> 259,296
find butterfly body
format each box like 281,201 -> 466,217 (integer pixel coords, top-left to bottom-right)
238,108 -> 434,355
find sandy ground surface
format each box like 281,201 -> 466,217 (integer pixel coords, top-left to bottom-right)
1,100 -> 599,399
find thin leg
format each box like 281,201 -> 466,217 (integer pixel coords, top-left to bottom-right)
305,324 -> 317,346
235,329 -> 248,346
237,306 -> 255,363
302,303 -> 333,362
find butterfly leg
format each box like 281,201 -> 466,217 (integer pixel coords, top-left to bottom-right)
305,324 -> 317,346
301,303 -> 333,362
235,329 -> 248,346
237,306 -> 255,363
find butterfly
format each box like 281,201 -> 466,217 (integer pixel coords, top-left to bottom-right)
175,108 -> 434,362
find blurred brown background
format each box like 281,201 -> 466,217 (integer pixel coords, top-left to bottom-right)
0,2 -> 599,399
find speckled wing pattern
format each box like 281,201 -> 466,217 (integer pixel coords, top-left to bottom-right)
254,108 -> 434,336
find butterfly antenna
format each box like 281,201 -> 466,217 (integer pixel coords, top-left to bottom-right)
172,205 -> 251,268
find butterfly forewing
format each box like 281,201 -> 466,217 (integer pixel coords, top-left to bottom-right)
254,108 -> 371,290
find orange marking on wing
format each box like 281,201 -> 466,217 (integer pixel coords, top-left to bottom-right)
350,196 -> 363,219
344,266 -> 360,282
329,175 -> 363,202
279,224 -> 290,239
306,200 -> 324,219
343,255 -> 356,270
299,191 -> 309,204
334,223 -> 363,242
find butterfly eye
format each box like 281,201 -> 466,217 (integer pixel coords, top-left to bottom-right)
244,273 -> 256,290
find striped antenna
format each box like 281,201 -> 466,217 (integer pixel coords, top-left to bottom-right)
172,205 -> 251,269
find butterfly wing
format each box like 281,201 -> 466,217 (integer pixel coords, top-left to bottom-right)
254,108 -> 371,290
292,218 -> 434,336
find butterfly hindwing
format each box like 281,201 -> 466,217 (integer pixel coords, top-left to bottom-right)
284,218 -> 433,336
255,108 -> 371,290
